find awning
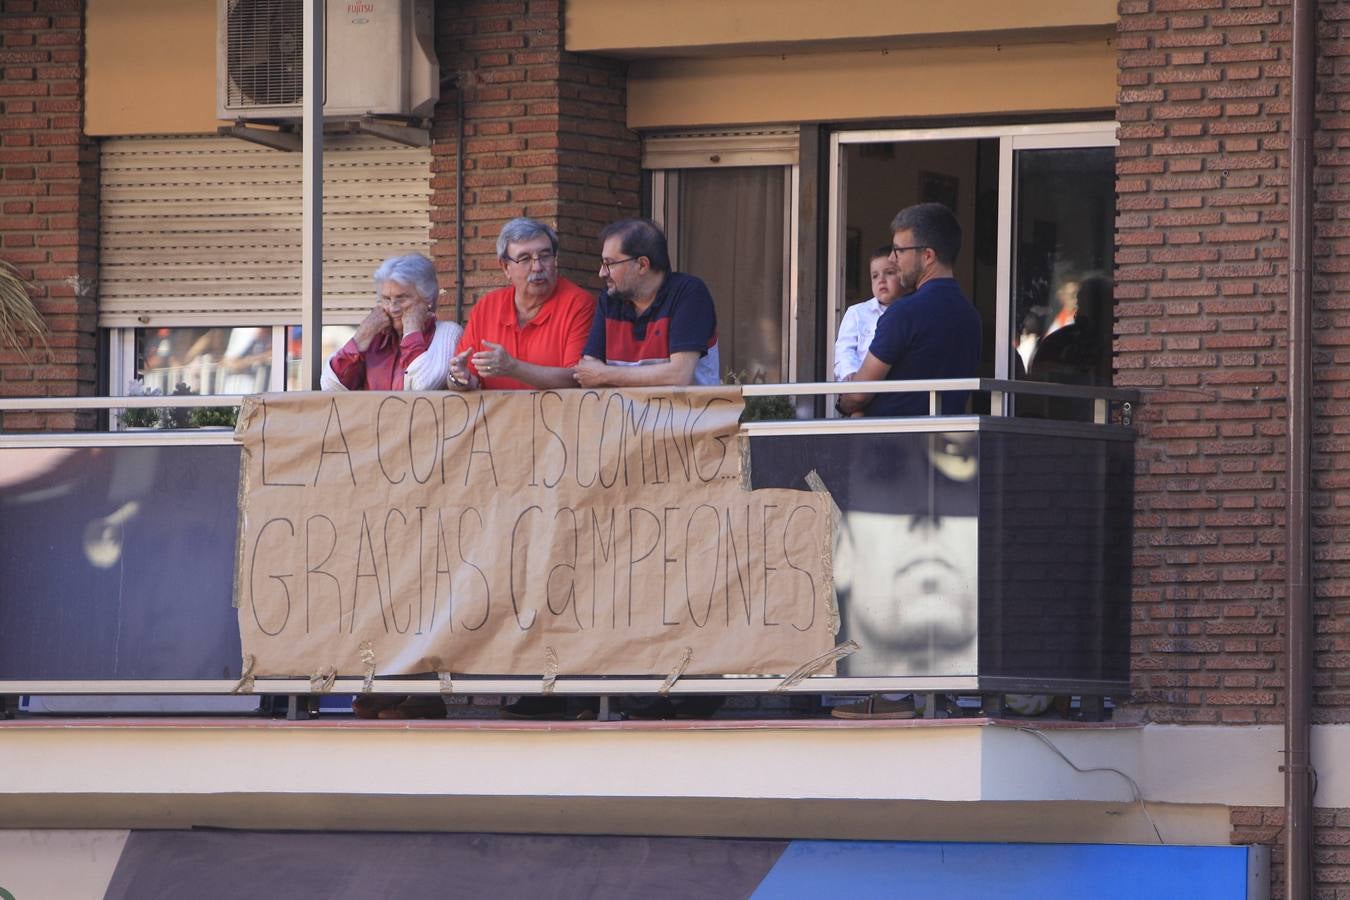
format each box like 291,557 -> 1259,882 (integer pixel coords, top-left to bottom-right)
91,832 -> 1266,899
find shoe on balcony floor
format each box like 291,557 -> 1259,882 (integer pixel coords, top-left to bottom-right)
829,694 -> 916,720
352,694 -> 405,719
376,696 -> 448,719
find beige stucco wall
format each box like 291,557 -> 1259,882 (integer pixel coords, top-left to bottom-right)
626,39 -> 1117,130
572,0 -> 1117,128
86,0 -> 217,136
0,830 -> 128,899
86,1 -> 1115,136
565,0 -> 1117,57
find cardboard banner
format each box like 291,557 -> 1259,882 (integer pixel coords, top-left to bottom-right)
232,387 -> 835,679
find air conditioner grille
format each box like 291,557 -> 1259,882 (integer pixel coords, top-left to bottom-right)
226,0 -> 303,108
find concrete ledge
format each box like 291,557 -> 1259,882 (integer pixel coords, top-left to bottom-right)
0,796 -> 1229,847
3,717 -> 1310,843
4,718 -> 1326,811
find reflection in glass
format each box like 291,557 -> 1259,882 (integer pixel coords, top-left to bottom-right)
135,326 -> 273,395
829,431 -> 981,677
286,325 -> 358,391
749,425 -> 1133,684
836,511 -> 978,676
1012,146 -> 1115,406
0,445 -> 244,680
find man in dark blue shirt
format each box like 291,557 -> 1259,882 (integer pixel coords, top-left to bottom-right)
838,202 -> 982,417
574,217 -> 720,388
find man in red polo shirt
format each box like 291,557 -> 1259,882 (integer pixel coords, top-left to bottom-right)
448,217 -> 594,391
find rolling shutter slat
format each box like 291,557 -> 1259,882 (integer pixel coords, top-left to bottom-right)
99,134 -> 433,327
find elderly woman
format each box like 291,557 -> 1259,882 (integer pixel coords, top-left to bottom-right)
321,253 -> 463,392
320,254 -> 461,720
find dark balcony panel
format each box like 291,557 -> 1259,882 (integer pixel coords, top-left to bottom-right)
976,427 -> 1133,686
748,420 -> 1132,692
0,445 -> 244,680
1,418 -> 1132,694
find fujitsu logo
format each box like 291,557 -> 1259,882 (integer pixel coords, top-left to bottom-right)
347,1 -> 373,13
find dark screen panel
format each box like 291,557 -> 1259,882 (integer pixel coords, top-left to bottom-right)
977,430 -> 1133,682
0,445 -> 243,679
0,427 -> 1131,688
749,426 -> 1131,686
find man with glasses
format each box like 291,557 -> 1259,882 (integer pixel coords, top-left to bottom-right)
573,217 -> 719,388
572,217 -> 725,722
837,202 -> 982,417
448,217 -> 594,391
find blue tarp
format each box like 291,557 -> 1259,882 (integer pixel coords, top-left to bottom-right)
752,840 -> 1257,900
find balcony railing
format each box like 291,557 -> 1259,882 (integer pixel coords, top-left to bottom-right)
0,380 -> 1136,714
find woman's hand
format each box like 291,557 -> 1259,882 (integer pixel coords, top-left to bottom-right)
353,304 -> 393,352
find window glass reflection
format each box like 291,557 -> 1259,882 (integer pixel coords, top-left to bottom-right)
135,326 -> 272,395
1012,146 -> 1114,415
833,431 -> 980,676
285,325 -> 357,391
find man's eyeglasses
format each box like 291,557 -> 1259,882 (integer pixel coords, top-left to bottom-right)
890,244 -> 928,256
506,251 -> 557,266
599,257 -> 638,272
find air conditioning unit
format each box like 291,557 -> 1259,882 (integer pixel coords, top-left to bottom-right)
217,0 -> 438,121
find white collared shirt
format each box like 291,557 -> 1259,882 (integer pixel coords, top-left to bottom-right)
833,297 -> 887,380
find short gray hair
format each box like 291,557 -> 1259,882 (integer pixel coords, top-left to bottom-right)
372,253 -> 439,305
496,217 -> 559,259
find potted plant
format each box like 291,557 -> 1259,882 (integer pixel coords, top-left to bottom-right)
726,371 -> 797,422
119,379 -> 238,430
119,380 -> 163,429
163,382 -> 196,429
189,405 -> 238,429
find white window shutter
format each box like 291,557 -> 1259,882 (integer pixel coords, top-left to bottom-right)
99,134 -> 432,327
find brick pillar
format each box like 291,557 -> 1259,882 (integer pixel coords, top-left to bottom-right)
432,0 -> 639,314
1113,4 -> 1336,897
0,0 -> 99,429
1114,0 -> 1289,727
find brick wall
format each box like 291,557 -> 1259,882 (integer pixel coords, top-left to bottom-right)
0,0 -> 98,429
1112,0 -> 1350,895
432,0 -> 639,311
1231,807 -> 1291,899
1231,805 -> 1350,900
1114,0 -> 1292,727
0,0 -> 637,419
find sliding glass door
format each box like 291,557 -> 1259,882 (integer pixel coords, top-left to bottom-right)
828,123 -> 1117,409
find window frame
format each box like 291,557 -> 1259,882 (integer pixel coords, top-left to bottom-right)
108,324 -> 289,399
644,128 -> 801,383
826,121 -> 1119,398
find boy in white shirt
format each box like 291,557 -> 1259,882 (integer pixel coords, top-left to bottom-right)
834,246 -> 904,381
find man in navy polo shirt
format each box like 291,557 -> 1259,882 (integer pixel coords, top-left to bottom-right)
573,217 -> 720,388
571,217 -> 723,721
838,202 -> 982,417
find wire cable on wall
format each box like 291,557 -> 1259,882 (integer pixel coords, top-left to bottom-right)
1015,726 -> 1165,845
